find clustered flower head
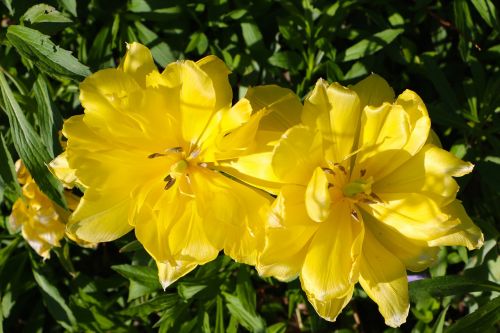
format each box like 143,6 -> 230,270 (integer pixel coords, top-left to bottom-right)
13,42 -> 483,326
9,160 -> 83,259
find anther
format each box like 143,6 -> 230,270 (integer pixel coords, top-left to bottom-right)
370,193 -> 382,203
148,152 -> 165,159
164,175 -> 176,190
334,163 -> 347,175
322,167 -> 336,175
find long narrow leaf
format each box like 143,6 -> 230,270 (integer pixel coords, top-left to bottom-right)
0,72 -> 66,207
6,25 -> 90,81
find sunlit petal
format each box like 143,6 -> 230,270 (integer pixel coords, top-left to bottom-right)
428,200 -> 484,250
359,228 -> 409,328
301,201 -> 364,300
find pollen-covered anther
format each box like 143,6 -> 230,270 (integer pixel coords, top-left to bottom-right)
334,163 -> 347,175
322,167 -> 336,175
148,147 -> 184,159
164,175 -> 175,190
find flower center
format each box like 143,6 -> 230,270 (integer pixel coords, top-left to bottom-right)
342,178 -> 373,198
323,164 -> 380,205
170,159 -> 189,178
148,146 -> 206,190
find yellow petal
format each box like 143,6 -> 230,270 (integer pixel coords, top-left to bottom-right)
352,74 -> 395,108
63,115 -> 166,189
257,224 -> 316,281
374,144 -> 473,206
79,69 -> 143,137
305,167 -> 331,222
68,188 -> 133,242
258,185 -> 319,281
362,193 -> 456,241
325,82 -> 361,162
301,79 -> 330,131
428,200 -> 484,250
307,287 -> 354,322
359,228 -> 409,328
134,179 -> 219,263
49,152 -> 78,189
361,211 -> 438,272
301,201 -> 364,300
157,259 -> 198,290
214,102 -> 266,158
272,125 -> 324,184
396,90 -> 431,156
302,80 -> 361,162
196,55 -> 232,112
221,152 -> 282,195
246,85 -> 302,132
354,90 -> 430,180
119,42 -> 157,87
170,59 -> 226,145
190,168 -> 270,265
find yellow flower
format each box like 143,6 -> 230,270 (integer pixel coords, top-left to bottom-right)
9,160 -> 66,259
56,42 -> 300,288
233,75 -> 483,327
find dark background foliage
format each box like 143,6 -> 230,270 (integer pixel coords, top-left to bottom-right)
0,0 -> 499,332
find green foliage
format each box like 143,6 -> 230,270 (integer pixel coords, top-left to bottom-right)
0,0 -> 499,332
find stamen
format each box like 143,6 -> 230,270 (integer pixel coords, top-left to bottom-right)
164,175 -> 176,190
148,152 -> 166,159
370,192 -> 383,203
334,163 -> 347,175
360,169 -> 366,177
148,147 -> 183,159
322,167 -> 336,175
167,147 -> 184,153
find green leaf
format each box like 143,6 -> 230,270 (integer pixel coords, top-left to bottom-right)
420,54 -> 461,111
120,293 -> 179,316
431,305 -> 449,333
21,4 -> 72,25
32,264 -> 76,330
185,31 -> 209,55
56,0 -> 77,16
0,238 -> 21,278
447,296 -> 500,333
33,75 -> 58,157
214,295 -> 225,333
111,264 -> 161,290
177,281 -> 208,300
6,25 -> 91,81
268,51 -> 302,70
223,269 -> 266,333
409,276 -> 500,303
127,280 -> 157,301
201,312 -> 211,333
241,21 -> 264,48
0,0 -> 12,15
341,28 -> 404,62
470,0 -> 498,29
267,322 -> 287,333
0,72 -> 66,208
0,134 -> 22,203
134,21 -> 175,67
224,292 -> 266,333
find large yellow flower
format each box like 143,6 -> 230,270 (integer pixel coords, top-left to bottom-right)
57,42 -> 301,287
232,75 -> 483,326
9,160 -> 82,259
